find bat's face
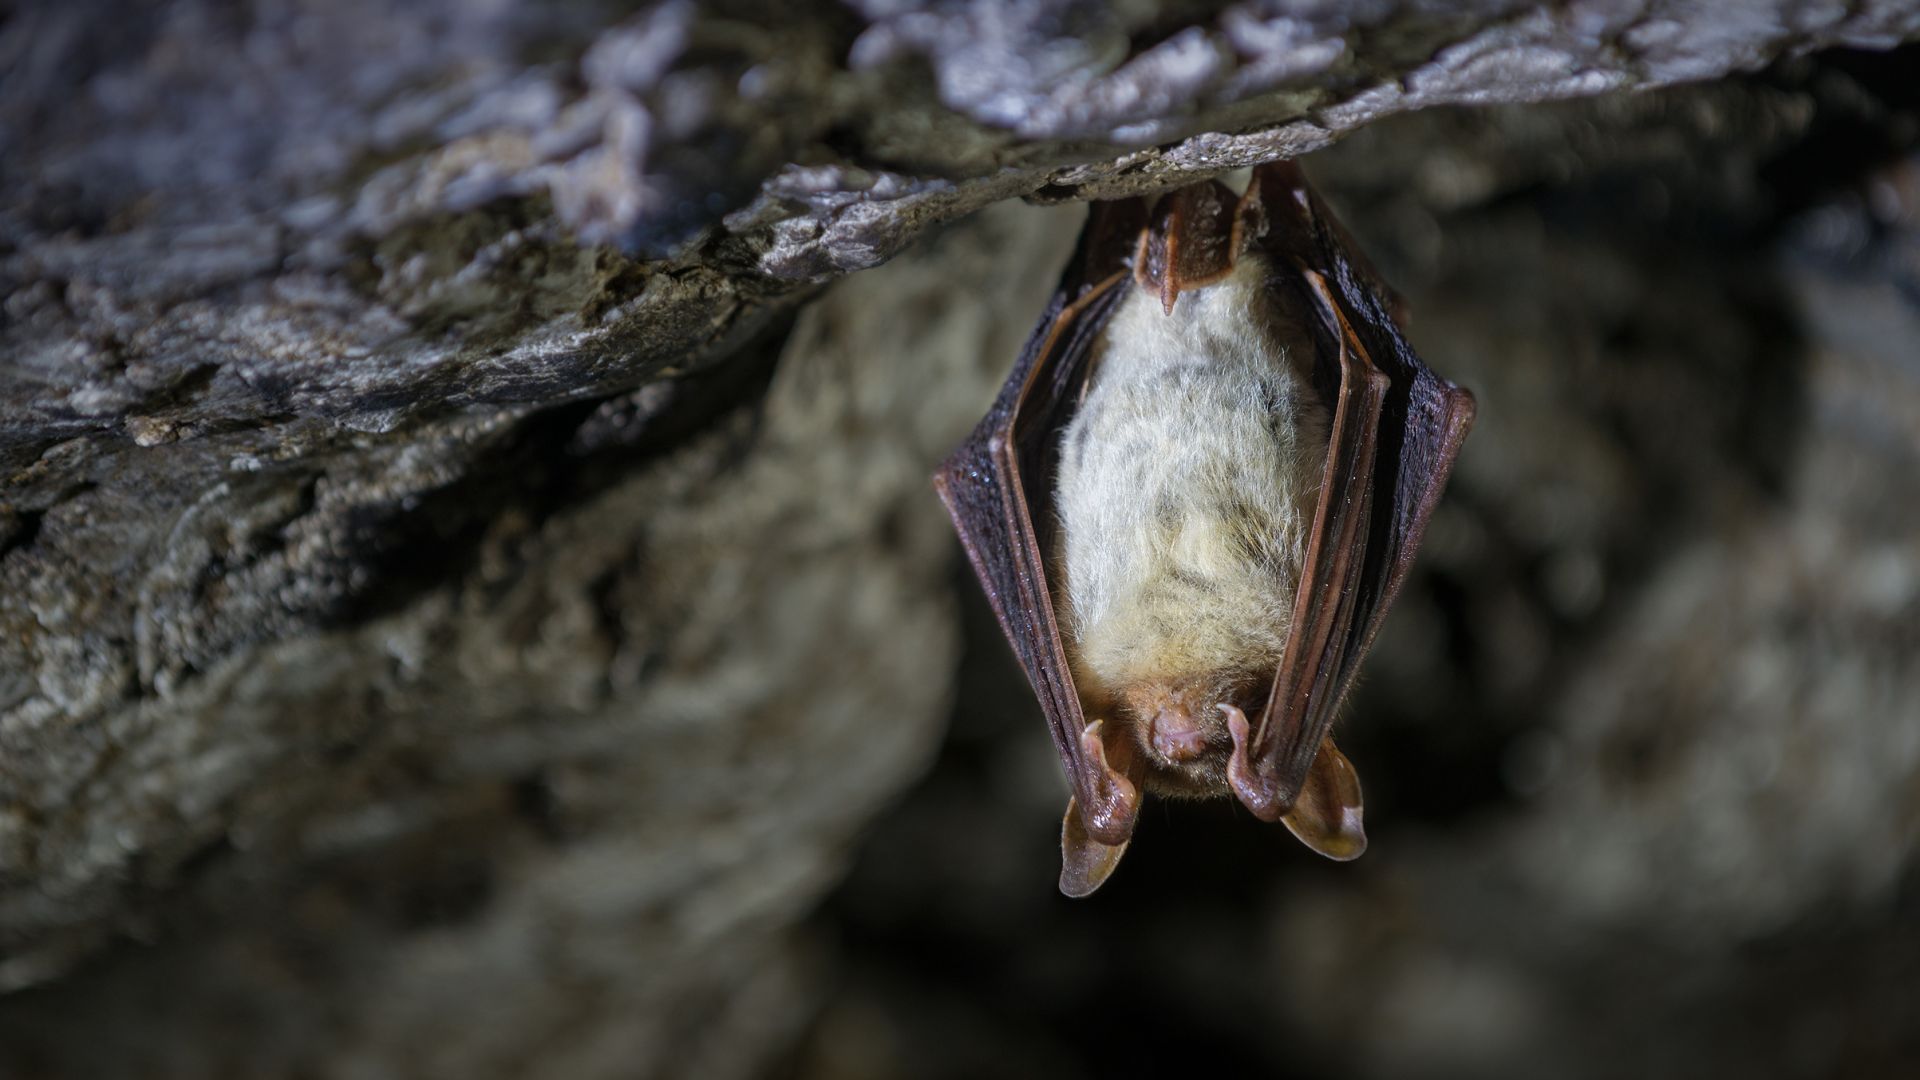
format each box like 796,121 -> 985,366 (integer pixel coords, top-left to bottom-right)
1113,674 -> 1262,796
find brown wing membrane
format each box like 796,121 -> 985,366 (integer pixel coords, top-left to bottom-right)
1227,161 -> 1477,821
933,199 -> 1148,849
1227,276 -> 1389,820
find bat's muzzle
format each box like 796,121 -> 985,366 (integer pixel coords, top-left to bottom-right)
1149,705 -> 1210,763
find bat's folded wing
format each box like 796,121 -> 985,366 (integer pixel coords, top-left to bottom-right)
932,202 -> 1143,848
1231,163 -> 1477,824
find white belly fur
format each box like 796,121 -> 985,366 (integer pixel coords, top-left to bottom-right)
1055,254 -> 1329,699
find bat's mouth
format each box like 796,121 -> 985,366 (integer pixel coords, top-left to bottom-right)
1128,703 -> 1236,795
1123,681 -> 1264,796
1147,703 -> 1213,763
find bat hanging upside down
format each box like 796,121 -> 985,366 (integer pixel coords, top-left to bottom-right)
935,161 -> 1475,896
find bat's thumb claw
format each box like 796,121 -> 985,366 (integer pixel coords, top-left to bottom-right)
1060,797 -> 1129,898
1222,704 -> 1288,822
1281,739 -> 1367,861
1219,702 -> 1253,747
1079,721 -> 1142,845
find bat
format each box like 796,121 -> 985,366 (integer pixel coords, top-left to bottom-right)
934,161 -> 1475,896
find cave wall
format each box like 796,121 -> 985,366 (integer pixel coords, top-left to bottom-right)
4,3 -> 1919,1077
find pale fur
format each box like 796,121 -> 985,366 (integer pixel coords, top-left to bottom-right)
1055,253 -> 1329,699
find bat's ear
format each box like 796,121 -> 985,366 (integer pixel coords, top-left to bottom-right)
1060,796 -> 1130,897
1279,739 -> 1367,861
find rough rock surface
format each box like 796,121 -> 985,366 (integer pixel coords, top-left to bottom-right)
3,1 -> 1919,1077
0,196 -> 1081,1077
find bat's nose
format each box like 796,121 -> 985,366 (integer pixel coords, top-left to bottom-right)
1150,707 -> 1209,762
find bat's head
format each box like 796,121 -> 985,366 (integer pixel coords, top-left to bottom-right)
1093,673 -> 1366,864
1115,673 -> 1265,797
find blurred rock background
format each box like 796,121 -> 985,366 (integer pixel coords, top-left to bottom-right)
808,52 -> 1920,1080
2,2 -> 1917,1078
